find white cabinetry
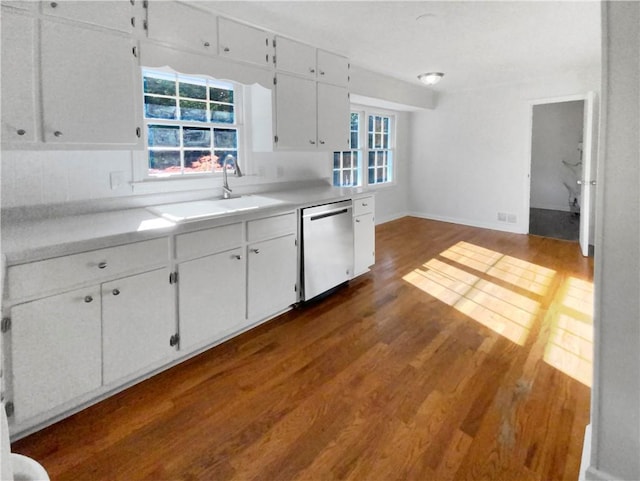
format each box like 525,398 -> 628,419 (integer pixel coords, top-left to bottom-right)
274,74 -> 317,150
247,213 -> 298,321
274,36 -> 316,77
40,19 -> 138,145
10,287 -> 102,424
102,269 -> 175,385
218,17 -> 271,66
176,223 -> 246,351
353,196 -> 375,276
146,1 -> 217,54
5,237 -> 170,426
317,82 -> 350,150
40,0 -> 134,33
317,49 -> 350,87
0,8 -> 37,144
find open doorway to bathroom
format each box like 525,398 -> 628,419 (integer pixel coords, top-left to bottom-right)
529,100 -> 585,242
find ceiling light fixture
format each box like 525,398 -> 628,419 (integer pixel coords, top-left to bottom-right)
418,72 -> 444,85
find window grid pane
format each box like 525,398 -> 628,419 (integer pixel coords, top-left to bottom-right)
143,69 -> 238,177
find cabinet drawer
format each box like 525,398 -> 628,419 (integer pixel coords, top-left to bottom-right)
353,196 -> 374,216
7,237 -> 169,300
175,222 -> 243,260
247,212 -> 296,242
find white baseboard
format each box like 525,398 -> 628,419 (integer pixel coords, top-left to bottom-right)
579,424 -> 591,481
586,466 -> 624,481
407,211 -> 526,234
375,212 -> 409,225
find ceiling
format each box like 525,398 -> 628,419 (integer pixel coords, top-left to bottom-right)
198,1 -> 602,93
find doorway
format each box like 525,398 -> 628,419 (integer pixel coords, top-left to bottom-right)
529,100 -> 584,242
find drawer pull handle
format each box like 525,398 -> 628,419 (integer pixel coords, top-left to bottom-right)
112,288 -> 120,296
98,261 -> 107,269
84,295 -> 93,303
232,254 -> 242,260
53,130 -> 63,137
16,129 -> 26,136
251,248 -> 260,254
362,203 -> 368,207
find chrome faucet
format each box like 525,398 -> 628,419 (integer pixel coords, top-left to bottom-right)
222,155 -> 242,199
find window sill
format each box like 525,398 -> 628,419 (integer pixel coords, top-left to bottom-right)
131,175 -> 221,195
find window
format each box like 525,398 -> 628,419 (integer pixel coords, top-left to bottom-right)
333,110 -> 395,187
142,69 -> 241,177
333,113 -> 362,187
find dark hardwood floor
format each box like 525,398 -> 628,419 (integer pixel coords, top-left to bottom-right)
12,217 -> 594,481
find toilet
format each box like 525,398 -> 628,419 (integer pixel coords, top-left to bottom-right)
1,402 -> 50,481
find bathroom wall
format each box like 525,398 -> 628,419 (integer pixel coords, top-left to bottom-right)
530,100 -> 584,212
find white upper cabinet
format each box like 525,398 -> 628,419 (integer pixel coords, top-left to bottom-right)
274,36 -> 316,78
274,74 -> 317,150
317,49 -> 349,87
40,19 -> 139,145
218,17 -> 272,67
146,1 -> 217,54
1,9 -> 37,144
317,82 -> 350,150
40,0 -> 133,33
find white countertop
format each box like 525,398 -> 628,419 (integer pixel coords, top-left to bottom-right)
1,185 -> 371,265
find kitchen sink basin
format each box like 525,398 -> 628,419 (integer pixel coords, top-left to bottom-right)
147,195 -> 284,222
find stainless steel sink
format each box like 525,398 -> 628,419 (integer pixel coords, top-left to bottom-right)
147,195 -> 283,222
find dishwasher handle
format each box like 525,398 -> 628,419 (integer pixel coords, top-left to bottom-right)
309,207 -> 350,221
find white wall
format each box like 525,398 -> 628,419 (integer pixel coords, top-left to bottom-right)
408,69 -> 600,234
530,101 -> 584,212
587,2 -> 640,480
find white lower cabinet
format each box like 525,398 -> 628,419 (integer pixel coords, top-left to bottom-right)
353,196 -> 376,276
10,287 -> 102,424
102,268 -> 176,385
247,234 -> 297,321
177,248 -> 246,351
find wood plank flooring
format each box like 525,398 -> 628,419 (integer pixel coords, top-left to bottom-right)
12,217 -> 594,481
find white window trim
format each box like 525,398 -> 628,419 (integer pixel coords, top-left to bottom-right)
131,67 -> 250,193
333,104 -> 398,189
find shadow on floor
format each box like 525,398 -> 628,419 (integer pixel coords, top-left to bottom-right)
529,208 -> 579,242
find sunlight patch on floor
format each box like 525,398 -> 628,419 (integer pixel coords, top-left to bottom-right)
440,241 -> 556,295
403,255 -> 541,346
543,276 -> 594,387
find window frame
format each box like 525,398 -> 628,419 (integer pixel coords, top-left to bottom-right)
332,106 -> 397,189
139,67 -> 245,180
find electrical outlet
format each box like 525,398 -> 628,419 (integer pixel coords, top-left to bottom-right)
110,171 -> 125,190
497,212 -> 507,222
507,214 -> 517,223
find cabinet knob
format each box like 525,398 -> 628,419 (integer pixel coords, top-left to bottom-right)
84,295 -> 93,303
223,47 -> 230,52
356,219 -> 361,223
112,288 -> 120,296
50,1 -> 58,7
53,130 -> 63,137
98,261 -> 107,269
309,140 -> 316,145
16,129 -> 26,136
319,140 -> 325,145
309,68 -> 315,74
362,203 -> 368,207
204,41 -> 210,47
319,70 -> 325,76
232,254 -> 242,260
251,248 -> 260,254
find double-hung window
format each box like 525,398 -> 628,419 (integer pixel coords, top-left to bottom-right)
142,69 -> 241,177
333,109 -> 395,187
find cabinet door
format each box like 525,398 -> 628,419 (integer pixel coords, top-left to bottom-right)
317,82 -> 350,151
178,248 -> 246,351
354,212 -> 375,276
102,269 -> 175,385
218,17 -> 271,66
11,287 -> 102,423
146,1 -> 217,55
317,50 -> 349,87
275,74 -> 317,150
247,234 -> 297,321
1,9 -> 37,144
40,20 -> 138,145
41,0 -> 133,33
274,36 -> 316,77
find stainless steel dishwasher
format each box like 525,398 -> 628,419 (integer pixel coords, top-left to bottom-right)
301,200 -> 354,300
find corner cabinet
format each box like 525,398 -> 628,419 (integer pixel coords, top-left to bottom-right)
1,4 -> 141,149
